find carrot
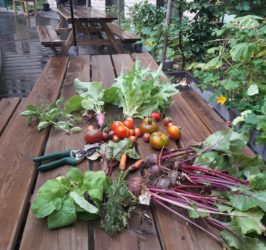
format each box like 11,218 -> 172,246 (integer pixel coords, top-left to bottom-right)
127,159 -> 143,173
119,154 -> 127,171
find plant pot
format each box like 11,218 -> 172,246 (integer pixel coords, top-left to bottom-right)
163,60 -> 174,71
43,3 -> 50,12
248,128 -> 265,155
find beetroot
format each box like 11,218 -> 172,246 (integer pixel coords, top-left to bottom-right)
127,176 -> 142,196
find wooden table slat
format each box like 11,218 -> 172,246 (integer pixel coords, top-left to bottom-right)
0,97 -> 20,136
0,57 -> 69,250
19,56 -> 91,250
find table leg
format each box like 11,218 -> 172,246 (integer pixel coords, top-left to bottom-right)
60,29 -> 73,55
100,21 -> 123,54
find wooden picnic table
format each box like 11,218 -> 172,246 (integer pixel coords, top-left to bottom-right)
56,6 -> 124,54
1,53 -> 254,250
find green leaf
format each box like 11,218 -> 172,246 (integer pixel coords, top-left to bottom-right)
48,198 -> 77,229
194,151 -> 218,166
228,189 -> 266,212
188,209 -> 209,219
221,229 -> 266,250
64,95 -> 83,113
32,180 -> 64,218
83,171 -> 108,202
249,173 -> 266,191
37,121 -> 50,131
231,209 -> 266,235
20,110 -> 36,116
247,84 -> 259,96
69,126 -> 82,133
70,192 -> 99,214
127,148 -> 141,160
202,129 -> 232,152
230,42 -> 259,62
67,167 -> 83,183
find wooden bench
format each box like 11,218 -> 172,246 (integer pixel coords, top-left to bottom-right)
106,23 -> 141,43
37,25 -> 65,47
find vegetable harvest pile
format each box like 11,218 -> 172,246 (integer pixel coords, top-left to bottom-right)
22,62 -> 266,249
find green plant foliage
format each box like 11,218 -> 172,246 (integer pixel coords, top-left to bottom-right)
32,168 -> 110,229
191,15 -> 266,143
20,99 -> 82,133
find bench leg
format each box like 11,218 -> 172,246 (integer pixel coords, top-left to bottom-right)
60,30 -> 73,55
33,0 -> 37,16
24,1 -> 29,16
100,21 -> 123,54
13,0 -> 17,15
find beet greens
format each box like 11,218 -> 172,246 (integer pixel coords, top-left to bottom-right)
139,129 -> 266,249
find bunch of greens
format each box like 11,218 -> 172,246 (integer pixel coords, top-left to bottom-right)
88,139 -> 140,176
143,129 -> 266,249
64,79 -> 106,127
20,99 -> 82,133
32,168 -> 110,229
101,171 -> 137,236
103,61 -> 179,118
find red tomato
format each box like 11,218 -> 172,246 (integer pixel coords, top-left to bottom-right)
167,122 -> 174,128
114,125 -> 130,139
150,112 -> 161,121
123,119 -> 134,129
84,129 -> 103,144
129,135 -> 137,144
163,116 -> 173,126
111,121 -> 123,131
129,129 -> 134,136
134,128 -> 141,137
112,135 -> 119,142
102,131 -> 110,141
167,125 -> 181,140
87,125 -> 94,131
142,133 -> 150,142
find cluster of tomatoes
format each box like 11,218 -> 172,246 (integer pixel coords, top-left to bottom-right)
84,112 -> 181,149
111,117 -> 140,143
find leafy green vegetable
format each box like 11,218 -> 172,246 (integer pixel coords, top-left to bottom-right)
194,129 -> 265,179
89,139 -> 140,162
20,99 -> 82,133
32,168 -> 110,229
103,61 -> 179,118
101,171 -> 136,236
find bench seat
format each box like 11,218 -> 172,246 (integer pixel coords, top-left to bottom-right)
106,23 -> 141,43
37,25 -> 65,47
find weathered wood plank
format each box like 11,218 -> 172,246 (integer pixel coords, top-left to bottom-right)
0,97 -> 20,136
19,56 -> 92,250
91,55 -> 115,87
0,56 -> 69,250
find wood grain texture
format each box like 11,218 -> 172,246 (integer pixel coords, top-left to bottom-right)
0,57 -> 69,250
19,56 -> 91,250
92,54 -> 161,250
0,97 -> 20,136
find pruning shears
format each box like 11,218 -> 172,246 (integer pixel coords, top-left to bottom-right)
33,143 -> 100,172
